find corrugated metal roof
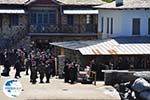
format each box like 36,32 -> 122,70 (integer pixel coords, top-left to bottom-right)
50,36 -> 150,55
79,37 -> 150,55
63,10 -> 98,14
50,40 -> 100,50
56,0 -> 105,5
80,44 -> 150,55
95,0 -> 150,9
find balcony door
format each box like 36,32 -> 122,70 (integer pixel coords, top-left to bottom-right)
132,18 -> 140,35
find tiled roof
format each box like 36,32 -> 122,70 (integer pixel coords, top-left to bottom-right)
1,0 -> 105,5
0,0 -> 28,5
95,0 -> 150,9
56,0 -> 105,5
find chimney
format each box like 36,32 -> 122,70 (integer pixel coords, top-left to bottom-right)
116,0 -> 123,7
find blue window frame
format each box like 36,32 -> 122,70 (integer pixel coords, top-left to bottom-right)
49,10 -> 56,24
37,13 -> 42,24
10,14 -> 19,26
30,10 -> 56,25
31,13 -> 36,25
43,13 -> 48,24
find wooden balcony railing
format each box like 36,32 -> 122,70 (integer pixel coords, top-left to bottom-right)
29,24 -> 97,34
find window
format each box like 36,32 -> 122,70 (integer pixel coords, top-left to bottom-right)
86,15 -> 91,24
37,13 -> 42,24
31,13 -> 36,25
43,13 -> 48,24
132,18 -> 140,35
107,17 -> 109,34
101,17 -> 104,32
110,17 -> 113,34
49,10 -> 56,24
148,18 -> 150,34
67,15 -> 74,25
10,14 -> 19,26
30,10 -> 56,25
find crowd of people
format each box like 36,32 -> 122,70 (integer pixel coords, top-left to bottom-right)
0,48 -> 56,84
0,48 -> 98,85
64,59 -> 80,84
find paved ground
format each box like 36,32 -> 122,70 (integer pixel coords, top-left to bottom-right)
0,66 -> 121,100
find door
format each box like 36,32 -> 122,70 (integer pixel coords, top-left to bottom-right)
132,18 -> 140,35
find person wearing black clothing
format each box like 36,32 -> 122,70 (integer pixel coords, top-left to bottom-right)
39,61 -> 45,83
50,56 -> 55,77
64,63 -> 70,83
69,63 -> 76,84
1,59 -> 11,76
91,59 -> 97,72
14,58 -> 22,78
45,59 -> 51,83
0,51 -> 5,65
39,56 -> 46,83
25,57 -> 31,75
30,57 -> 38,84
74,63 -> 78,82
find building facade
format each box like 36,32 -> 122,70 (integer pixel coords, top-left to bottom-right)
0,0 -> 105,49
96,0 -> 150,39
27,0 -> 104,48
0,3 -> 28,48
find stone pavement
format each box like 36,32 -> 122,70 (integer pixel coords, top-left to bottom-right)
0,66 -> 121,100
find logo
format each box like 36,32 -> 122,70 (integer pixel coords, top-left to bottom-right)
3,79 -> 22,98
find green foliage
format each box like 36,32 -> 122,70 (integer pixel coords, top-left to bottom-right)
102,0 -> 114,3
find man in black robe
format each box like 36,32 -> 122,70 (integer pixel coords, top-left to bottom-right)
14,57 -> 22,78
45,58 -> 51,83
1,58 -> 11,76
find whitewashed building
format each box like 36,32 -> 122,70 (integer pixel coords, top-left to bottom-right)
96,0 -> 150,39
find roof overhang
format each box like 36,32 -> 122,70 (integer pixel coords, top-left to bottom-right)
50,40 -> 100,50
79,43 -> 150,55
50,36 -> 150,56
63,10 -> 98,15
0,9 -> 26,14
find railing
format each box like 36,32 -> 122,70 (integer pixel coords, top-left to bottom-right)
29,24 -> 97,33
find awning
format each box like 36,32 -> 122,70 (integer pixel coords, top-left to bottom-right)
79,37 -> 150,55
79,43 -> 150,55
50,40 -> 100,50
63,10 -> 98,14
50,36 -> 150,55
0,9 -> 25,14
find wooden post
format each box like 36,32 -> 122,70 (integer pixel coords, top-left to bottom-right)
60,47 -> 64,55
94,72 -> 96,86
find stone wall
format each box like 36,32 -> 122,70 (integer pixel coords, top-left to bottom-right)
1,14 -> 27,37
0,14 -> 28,47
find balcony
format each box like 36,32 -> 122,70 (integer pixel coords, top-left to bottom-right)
29,24 -> 97,35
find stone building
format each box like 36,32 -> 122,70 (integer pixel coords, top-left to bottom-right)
27,0 -> 105,49
0,0 -> 105,49
0,1 -> 28,48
